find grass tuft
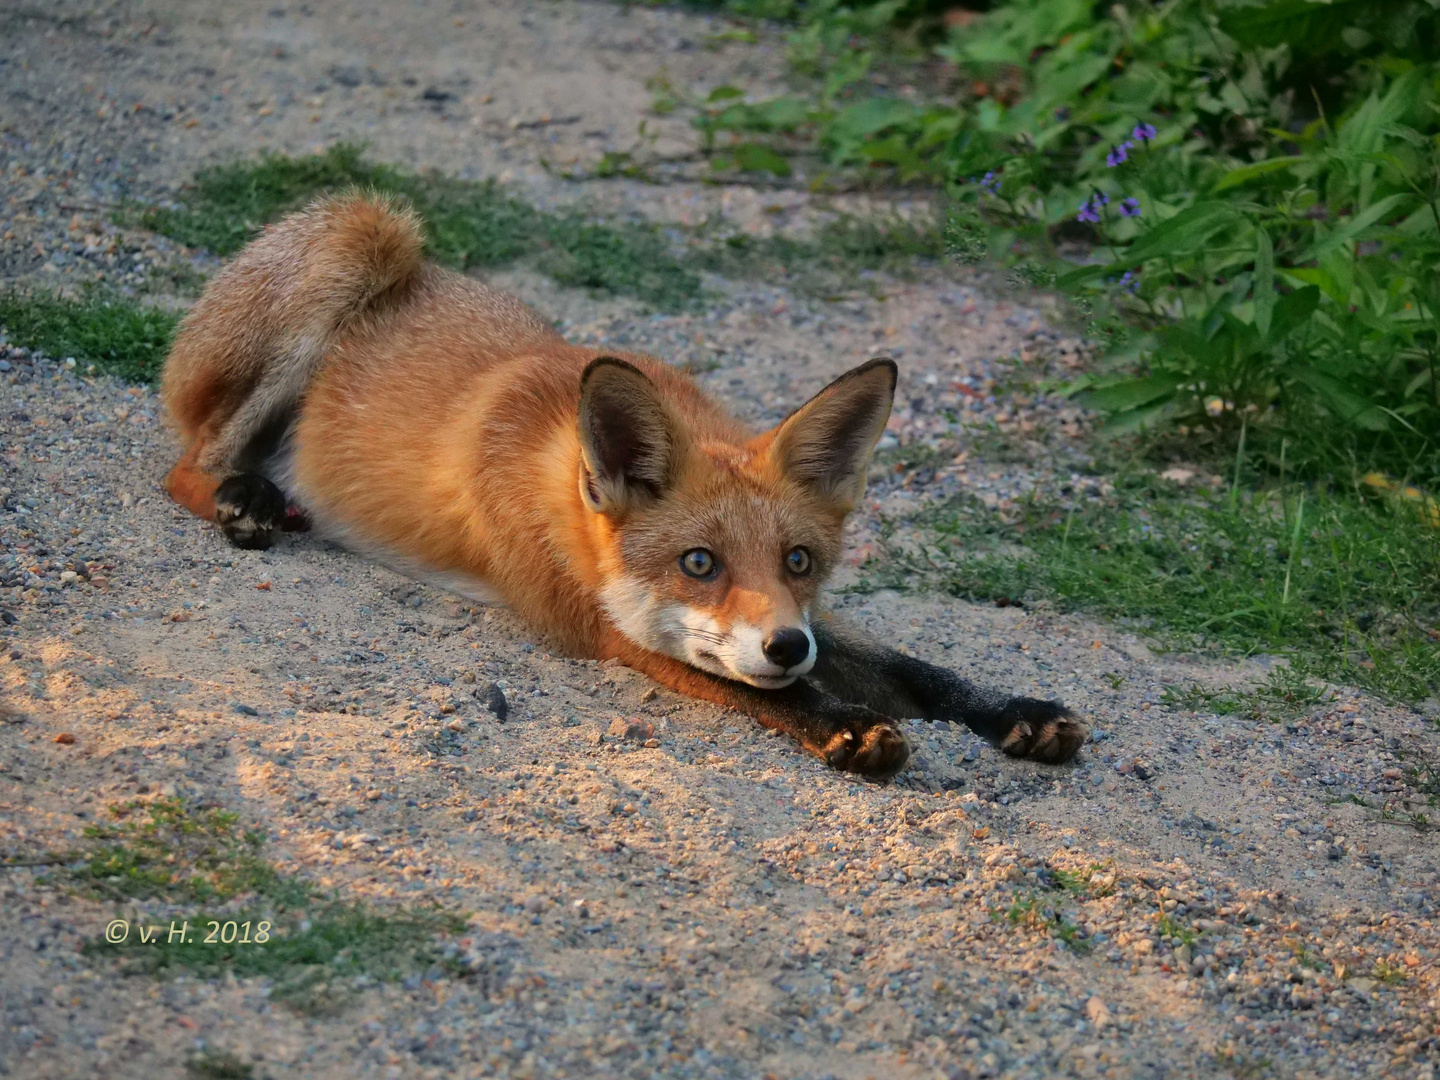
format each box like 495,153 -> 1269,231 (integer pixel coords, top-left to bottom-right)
695,212 -> 945,294
137,143 -> 702,310
67,798 -> 468,1014
0,291 -> 178,384
185,1049 -> 253,1079
861,471 -> 1440,704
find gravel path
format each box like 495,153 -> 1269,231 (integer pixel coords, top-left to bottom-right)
3,4 -> 1439,1079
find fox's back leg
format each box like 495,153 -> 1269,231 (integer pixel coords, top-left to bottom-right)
159,193 -> 425,549
163,340 -> 318,549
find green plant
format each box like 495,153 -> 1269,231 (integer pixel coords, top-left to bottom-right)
859,470 -> 1440,702
63,797 -> 303,905
71,798 -> 470,1014
679,0 -> 1440,480
185,1049 -> 253,1079
1158,911 -> 1198,947
137,143 -> 701,310
0,291 -> 178,384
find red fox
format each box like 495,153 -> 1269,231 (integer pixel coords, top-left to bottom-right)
160,194 -> 1086,779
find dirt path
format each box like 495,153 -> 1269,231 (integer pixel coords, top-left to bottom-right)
2,4 -> 1438,1079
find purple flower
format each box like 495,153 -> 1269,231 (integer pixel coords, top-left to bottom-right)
1119,270 -> 1139,293
1120,197 -> 1141,217
1132,123 -> 1157,143
1077,198 -> 1101,224
980,171 -> 1001,194
1106,140 -> 1134,168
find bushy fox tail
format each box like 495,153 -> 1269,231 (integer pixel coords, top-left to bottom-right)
161,192 -> 425,467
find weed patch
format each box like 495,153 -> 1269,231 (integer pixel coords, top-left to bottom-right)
67,799 -> 466,1014
0,291 -> 178,384
185,1049 -> 253,1080
136,144 -> 951,308
694,212 -> 945,294
136,143 -> 700,310
93,902 -> 467,1015
63,796 -> 305,906
997,892 -> 1093,954
860,473 -> 1440,703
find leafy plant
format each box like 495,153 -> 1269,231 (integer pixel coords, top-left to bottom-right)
682,0 -> 1440,479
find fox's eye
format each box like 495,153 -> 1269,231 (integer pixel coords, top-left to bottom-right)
680,549 -> 717,578
785,547 -> 812,575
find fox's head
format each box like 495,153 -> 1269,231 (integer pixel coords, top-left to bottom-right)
579,356 -> 896,688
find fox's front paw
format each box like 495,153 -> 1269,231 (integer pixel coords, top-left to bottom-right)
996,698 -> 1087,764
214,474 -> 286,550
822,712 -> 910,780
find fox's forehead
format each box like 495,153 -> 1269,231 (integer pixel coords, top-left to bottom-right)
692,440 -> 758,475
621,471 -> 843,571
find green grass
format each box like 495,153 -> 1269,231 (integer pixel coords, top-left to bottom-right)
66,796 -> 305,906
185,1049 -> 253,1080
134,143 -> 950,308
137,143 -> 701,311
1157,911 -> 1198,948
0,291 -> 178,384
860,471 -> 1440,704
93,902 -> 467,1015
693,212 -> 945,295
67,798 -> 467,1014
998,893 -> 1092,954
1161,666 -> 1333,723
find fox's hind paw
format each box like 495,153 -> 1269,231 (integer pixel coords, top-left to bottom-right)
997,699 -> 1087,764
822,712 -> 910,780
214,474 -> 286,550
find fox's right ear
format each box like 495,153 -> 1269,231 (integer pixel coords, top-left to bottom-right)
577,358 -> 677,515
768,358 -> 897,514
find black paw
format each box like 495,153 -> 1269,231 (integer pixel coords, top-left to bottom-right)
214,474 -> 286,550
819,707 -> 911,780
996,698 -> 1087,764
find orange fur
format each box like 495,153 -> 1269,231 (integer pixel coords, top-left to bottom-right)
157,194 -> 1086,778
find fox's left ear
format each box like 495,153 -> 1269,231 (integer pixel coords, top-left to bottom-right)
767,358 -> 897,513
578,357 -> 679,516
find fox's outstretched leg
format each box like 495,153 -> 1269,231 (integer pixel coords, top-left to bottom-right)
607,637 -> 910,780
808,621 -> 1087,764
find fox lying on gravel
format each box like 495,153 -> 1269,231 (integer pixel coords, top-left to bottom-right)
159,193 -> 1086,779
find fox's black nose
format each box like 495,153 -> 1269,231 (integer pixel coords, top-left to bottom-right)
762,628 -> 811,669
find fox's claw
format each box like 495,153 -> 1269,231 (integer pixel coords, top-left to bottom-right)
822,715 -> 910,780
997,699 -> 1087,764
214,473 -> 286,550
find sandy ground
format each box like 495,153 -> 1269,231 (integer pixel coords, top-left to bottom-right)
2,3 -> 1439,1079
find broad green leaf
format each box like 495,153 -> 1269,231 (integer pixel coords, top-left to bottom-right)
1253,229 -> 1275,338
1281,266 -> 1348,307
1267,286 -> 1321,345
1078,374 -> 1178,413
1217,0 -> 1371,53
727,143 -> 792,177
827,97 -> 920,143
1297,193 -> 1411,264
706,86 -> 745,104
1294,369 -> 1391,431
1121,202 -> 1240,266
1212,157 -> 1306,192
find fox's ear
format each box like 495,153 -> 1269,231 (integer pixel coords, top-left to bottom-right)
577,357 -> 677,515
768,358 -> 896,512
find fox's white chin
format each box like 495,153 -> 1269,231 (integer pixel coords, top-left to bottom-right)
731,671 -> 799,690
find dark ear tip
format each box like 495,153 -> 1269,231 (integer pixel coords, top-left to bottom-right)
581,356 -> 651,389
864,356 -> 899,389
